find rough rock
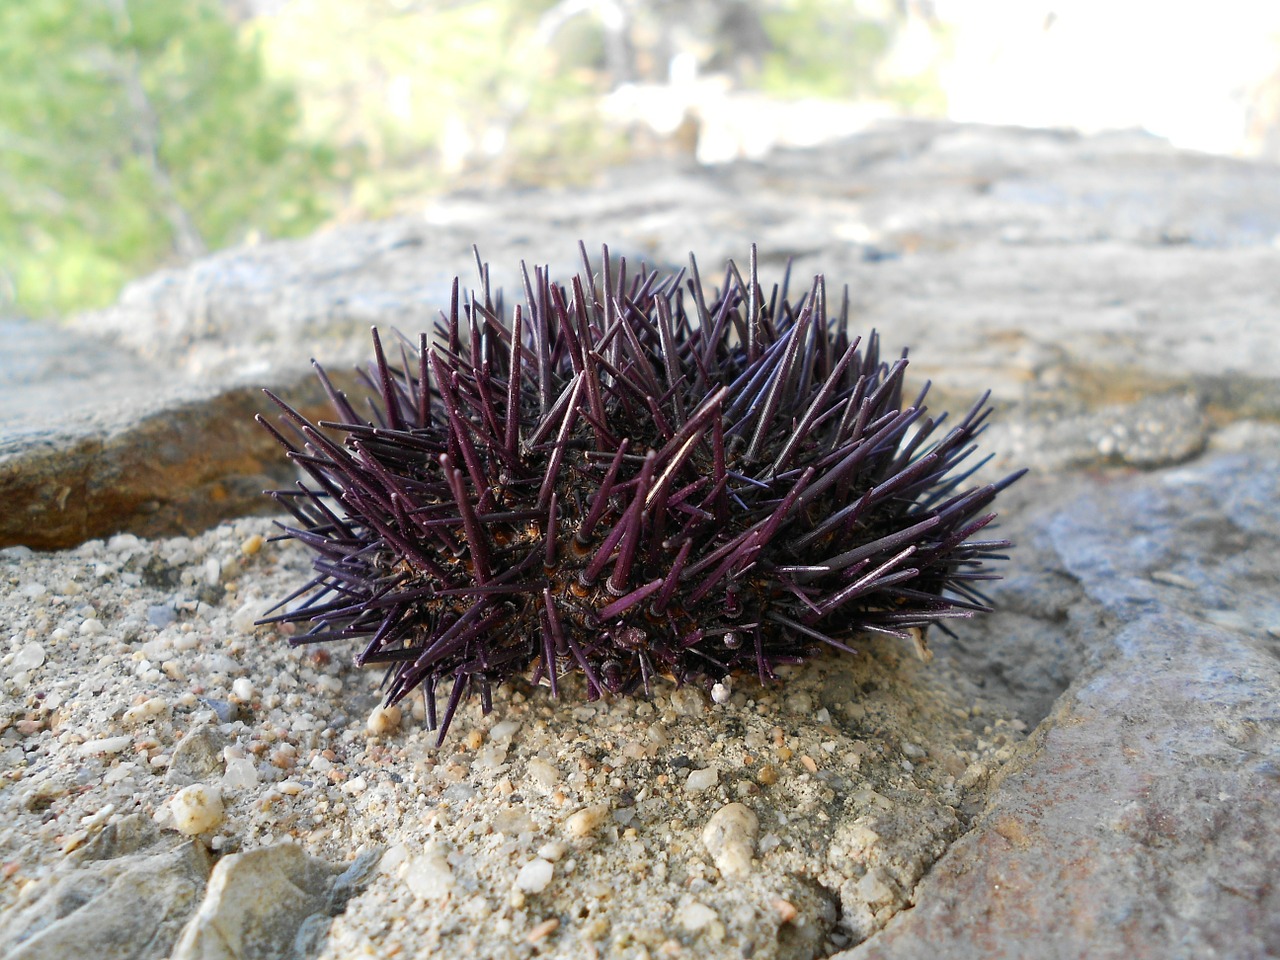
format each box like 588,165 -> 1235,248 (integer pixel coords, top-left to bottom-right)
843,438 -> 1280,960
169,843 -> 374,960
2,122 -> 1279,960
0,837 -> 211,960
6,121 -> 1280,546
0,318 -> 347,549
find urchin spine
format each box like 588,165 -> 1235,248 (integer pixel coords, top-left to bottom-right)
258,243 -> 1023,740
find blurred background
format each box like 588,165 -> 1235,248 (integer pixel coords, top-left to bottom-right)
4,0 -> 1280,321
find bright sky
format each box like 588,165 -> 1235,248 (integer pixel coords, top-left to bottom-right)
933,0 -> 1280,155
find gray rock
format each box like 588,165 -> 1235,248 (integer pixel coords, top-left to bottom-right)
169,843 -> 371,960
841,445 -> 1280,960
167,722 -> 229,787
6,121 -> 1279,549
4,122 -> 1280,960
0,328 -> 343,550
0,840 -> 211,960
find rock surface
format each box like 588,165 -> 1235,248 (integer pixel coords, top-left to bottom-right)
0,317 -> 345,550
2,121 -> 1278,959
0,821 -> 211,960
842,432 -> 1280,960
170,843 -> 376,960
6,121 -> 1279,547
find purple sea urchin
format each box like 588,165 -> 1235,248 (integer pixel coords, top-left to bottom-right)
258,244 -> 1023,741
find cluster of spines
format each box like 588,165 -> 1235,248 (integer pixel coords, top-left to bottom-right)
258,243 -> 1022,740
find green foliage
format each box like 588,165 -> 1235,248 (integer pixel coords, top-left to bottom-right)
759,0 -> 893,99
0,0 -> 337,318
250,0 -> 617,213
1,0 -> 945,320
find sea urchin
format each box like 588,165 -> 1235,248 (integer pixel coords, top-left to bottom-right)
258,244 -> 1023,740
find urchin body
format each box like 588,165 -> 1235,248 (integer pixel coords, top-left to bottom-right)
259,245 -> 1022,739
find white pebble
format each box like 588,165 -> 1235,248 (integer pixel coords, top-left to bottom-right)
379,844 -> 409,875
172,632 -> 199,652
121,697 -> 169,727
515,858 -> 554,894
685,767 -> 719,794
405,843 -> 455,900
222,757 -> 259,791
526,757 -> 560,789
677,901 -> 719,933
79,804 -> 116,829
316,675 -> 342,694
342,775 -> 368,796
108,534 -> 141,554
10,642 -> 45,673
563,804 -> 609,839
231,678 -> 255,702
231,600 -> 260,634
536,840 -> 569,862
170,783 -> 225,835
203,557 -> 221,586
78,736 -> 133,756
489,719 -> 520,741
669,687 -> 705,716
364,703 -> 402,737
711,682 -> 731,704
79,619 -> 104,637
702,803 -> 759,880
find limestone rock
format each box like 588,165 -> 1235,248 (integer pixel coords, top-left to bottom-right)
170,844 -> 360,960
841,445 -> 1280,960
0,840 -> 211,960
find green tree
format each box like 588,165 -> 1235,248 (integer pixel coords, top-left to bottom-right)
0,0 -> 337,318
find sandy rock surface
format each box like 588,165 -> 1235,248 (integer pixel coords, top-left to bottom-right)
2,121 -> 1278,959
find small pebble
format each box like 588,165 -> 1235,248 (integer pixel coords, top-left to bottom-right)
669,687 -> 705,716
222,757 -> 259,791
515,858 -> 554,893
676,901 -> 718,933
147,605 -> 177,628
685,767 -> 719,794
537,840 -> 569,862
405,843 -> 454,900
10,642 -> 45,673
231,678 -> 255,702
366,705 -> 402,736
773,898 -> 799,923
121,697 -> 169,727
525,918 -> 559,943
170,783 -> 225,835
564,804 -> 609,839
701,802 -> 759,880
526,757 -> 560,789
489,719 -> 520,741
240,534 -> 265,555
78,736 -> 133,756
